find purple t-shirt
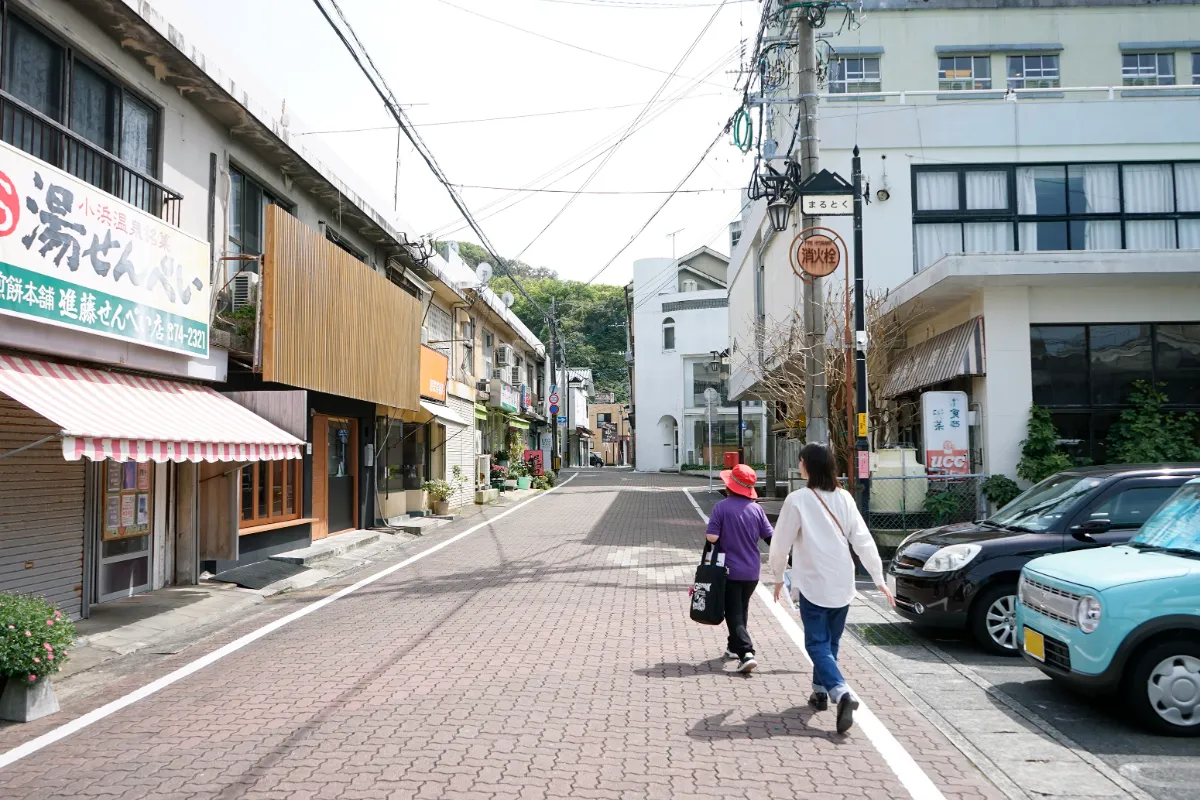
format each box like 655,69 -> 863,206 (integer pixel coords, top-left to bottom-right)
706,496 -> 774,581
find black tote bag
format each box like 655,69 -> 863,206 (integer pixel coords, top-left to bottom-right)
689,542 -> 727,625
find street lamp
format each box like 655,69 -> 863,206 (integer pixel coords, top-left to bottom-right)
767,197 -> 792,233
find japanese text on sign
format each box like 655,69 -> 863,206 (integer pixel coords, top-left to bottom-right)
921,391 -> 970,475
0,139 -> 210,357
790,231 -> 841,279
801,194 -> 853,216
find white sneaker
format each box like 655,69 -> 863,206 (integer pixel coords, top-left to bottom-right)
738,653 -> 758,673
724,650 -> 739,660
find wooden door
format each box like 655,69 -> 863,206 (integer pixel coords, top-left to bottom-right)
311,415 -> 329,540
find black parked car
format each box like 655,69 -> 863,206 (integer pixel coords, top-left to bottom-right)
887,465 -> 1200,655
589,452 -> 604,467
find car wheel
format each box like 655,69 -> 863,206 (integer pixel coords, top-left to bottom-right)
1125,640 -> 1200,737
969,583 -> 1021,656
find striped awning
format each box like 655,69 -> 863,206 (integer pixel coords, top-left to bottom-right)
884,317 -> 986,398
0,355 -> 304,463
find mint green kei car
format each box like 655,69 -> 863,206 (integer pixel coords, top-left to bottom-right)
1016,478 -> 1200,736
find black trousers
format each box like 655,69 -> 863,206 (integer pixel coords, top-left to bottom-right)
724,579 -> 758,657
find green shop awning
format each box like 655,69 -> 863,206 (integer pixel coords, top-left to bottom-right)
474,403 -> 488,421
507,417 -> 530,431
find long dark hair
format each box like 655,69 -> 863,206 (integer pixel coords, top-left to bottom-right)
801,443 -> 839,492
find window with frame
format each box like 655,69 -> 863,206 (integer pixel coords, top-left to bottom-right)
1007,55 -> 1060,89
2,12 -> 160,208
325,227 -> 368,263
829,57 -> 881,94
462,317 -> 476,377
1193,53 -> 1199,85
938,56 -> 991,91
483,330 -> 494,378
662,317 -> 676,352
596,413 -> 612,425
1122,53 -> 1175,86
1030,323 -> 1200,464
239,459 -> 302,529
228,165 -> 289,279
912,161 -> 1200,271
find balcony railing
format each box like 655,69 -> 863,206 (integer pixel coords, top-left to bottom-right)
0,90 -> 182,226
816,83 -> 1200,105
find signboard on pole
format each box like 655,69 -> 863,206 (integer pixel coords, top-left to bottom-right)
921,391 -> 969,475
0,139 -> 210,356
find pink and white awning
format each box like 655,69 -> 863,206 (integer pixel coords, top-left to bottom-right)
0,355 -> 304,463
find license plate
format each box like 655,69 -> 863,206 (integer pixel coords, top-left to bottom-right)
886,574 -> 897,595
1023,627 -> 1045,662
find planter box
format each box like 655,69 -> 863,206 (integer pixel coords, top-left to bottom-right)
0,675 -> 60,722
475,488 -> 500,504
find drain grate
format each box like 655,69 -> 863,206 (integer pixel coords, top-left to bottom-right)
848,622 -> 917,646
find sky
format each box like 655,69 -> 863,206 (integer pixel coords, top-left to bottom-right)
154,0 -> 757,286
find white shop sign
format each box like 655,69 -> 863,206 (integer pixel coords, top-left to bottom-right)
921,391 -> 969,475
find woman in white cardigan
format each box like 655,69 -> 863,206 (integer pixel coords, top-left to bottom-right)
768,443 -> 894,734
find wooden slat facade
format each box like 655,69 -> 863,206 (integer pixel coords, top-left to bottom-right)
262,207 -> 421,410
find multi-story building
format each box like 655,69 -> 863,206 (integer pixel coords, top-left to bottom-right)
631,247 -> 768,472
589,402 -> 631,466
0,0 -> 458,612
727,0 -> 1200,482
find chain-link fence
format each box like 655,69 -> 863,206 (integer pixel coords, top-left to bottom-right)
863,474 -> 984,537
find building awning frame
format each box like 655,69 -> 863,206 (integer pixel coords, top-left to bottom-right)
0,355 -> 304,463
884,317 -> 986,399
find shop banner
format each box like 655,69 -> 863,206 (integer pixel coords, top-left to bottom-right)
921,390 -> 969,475
419,345 -> 448,401
0,139 -> 210,357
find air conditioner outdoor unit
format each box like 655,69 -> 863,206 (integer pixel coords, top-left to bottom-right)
496,345 -> 513,367
510,366 -> 522,386
231,272 -> 259,311
492,367 -> 505,381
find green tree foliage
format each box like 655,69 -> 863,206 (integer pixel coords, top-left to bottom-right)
1105,381 -> 1200,464
438,242 -> 629,402
1017,405 -> 1074,484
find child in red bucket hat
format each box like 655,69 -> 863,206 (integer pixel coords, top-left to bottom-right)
705,462 -> 773,672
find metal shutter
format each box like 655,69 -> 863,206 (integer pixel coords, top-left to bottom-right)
447,396 -> 476,507
0,396 -> 86,617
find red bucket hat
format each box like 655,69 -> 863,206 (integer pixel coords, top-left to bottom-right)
720,463 -> 758,499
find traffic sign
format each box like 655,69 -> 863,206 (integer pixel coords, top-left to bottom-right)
558,415 -> 567,425
548,393 -> 560,404
549,404 -> 559,415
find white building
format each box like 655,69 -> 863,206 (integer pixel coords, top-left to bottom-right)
727,0 -> 1200,482
631,248 -> 768,472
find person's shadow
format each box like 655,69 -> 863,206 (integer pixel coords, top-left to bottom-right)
634,658 -> 807,679
687,707 -> 833,740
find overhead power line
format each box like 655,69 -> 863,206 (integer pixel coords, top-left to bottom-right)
453,183 -> 738,195
312,0 -> 548,321
509,0 -> 732,264
531,0 -> 753,7
434,0 -> 731,90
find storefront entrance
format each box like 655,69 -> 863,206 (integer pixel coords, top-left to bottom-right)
97,460 -> 154,602
312,415 -> 358,539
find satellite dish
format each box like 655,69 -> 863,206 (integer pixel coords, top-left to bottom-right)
475,262 -> 493,284
501,291 -> 515,307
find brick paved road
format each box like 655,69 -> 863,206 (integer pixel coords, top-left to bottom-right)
0,471 -> 1003,799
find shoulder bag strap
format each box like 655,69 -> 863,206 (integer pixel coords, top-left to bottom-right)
809,488 -> 853,554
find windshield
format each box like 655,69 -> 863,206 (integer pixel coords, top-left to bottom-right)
989,474 -> 1103,532
1128,482 -> 1200,554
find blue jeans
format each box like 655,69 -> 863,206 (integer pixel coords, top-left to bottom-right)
797,592 -> 850,699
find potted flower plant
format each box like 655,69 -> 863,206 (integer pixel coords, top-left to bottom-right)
490,463 -> 509,490
422,478 -> 455,516
0,593 -> 76,722
509,459 -> 532,490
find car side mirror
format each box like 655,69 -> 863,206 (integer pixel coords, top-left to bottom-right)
1071,519 -> 1112,542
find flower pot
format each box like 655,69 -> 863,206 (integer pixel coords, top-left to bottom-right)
0,675 -> 60,722
516,476 -> 532,490
432,500 -> 451,516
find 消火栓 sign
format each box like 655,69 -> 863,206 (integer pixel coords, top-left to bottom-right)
0,140 -> 210,357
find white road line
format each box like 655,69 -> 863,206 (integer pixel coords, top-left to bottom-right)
682,488 -> 947,800
0,474 -> 578,772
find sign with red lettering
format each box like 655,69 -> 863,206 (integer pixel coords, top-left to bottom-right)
789,229 -> 842,280
921,391 -> 970,475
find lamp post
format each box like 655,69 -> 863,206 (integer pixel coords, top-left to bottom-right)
852,146 -> 870,515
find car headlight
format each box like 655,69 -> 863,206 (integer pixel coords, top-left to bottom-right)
897,530 -> 925,551
923,544 -> 981,573
1017,574 -> 1028,606
1076,595 -> 1102,633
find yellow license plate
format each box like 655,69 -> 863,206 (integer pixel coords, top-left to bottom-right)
1024,627 -> 1045,662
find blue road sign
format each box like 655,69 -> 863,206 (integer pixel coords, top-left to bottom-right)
558,415 -> 568,425
549,404 -> 559,415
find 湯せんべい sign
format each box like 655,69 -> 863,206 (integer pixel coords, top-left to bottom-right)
0,139 -> 210,357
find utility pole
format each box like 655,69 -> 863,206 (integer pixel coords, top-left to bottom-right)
852,145 -> 870,512
797,16 -> 827,446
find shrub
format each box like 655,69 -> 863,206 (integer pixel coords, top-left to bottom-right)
541,469 -> 557,487
923,491 -> 960,525
981,475 -> 1021,510
509,459 -> 530,478
1105,381 -> 1200,464
0,593 -> 76,683
1017,406 -> 1074,484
